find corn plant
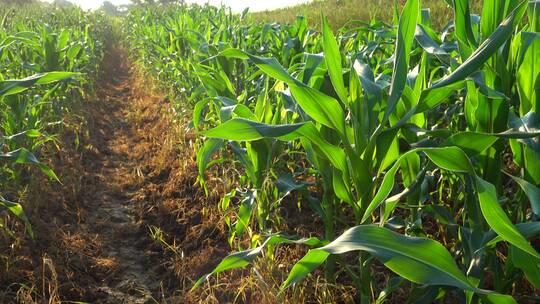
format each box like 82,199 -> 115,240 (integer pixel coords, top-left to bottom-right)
0,4 -> 107,236
127,1 -> 540,302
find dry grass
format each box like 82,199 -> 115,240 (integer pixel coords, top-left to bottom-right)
251,0 -> 483,30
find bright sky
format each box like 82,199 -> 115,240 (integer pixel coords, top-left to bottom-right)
42,0 -> 310,12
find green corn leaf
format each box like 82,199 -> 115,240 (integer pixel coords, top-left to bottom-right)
508,111 -> 540,153
202,118 -> 348,173
353,60 -> 382,103
511,246 -> 540,289
196,138 -> 223,181
66,43 -> 82,61
0,196 -> 33,238
430,1 -> 527,90
384,0 -> 419,121
275,174 -> 311,202
414,24 -> 449,59
0,72 -> 81,96
484,294 -> 519,304
218,49 -> 298,84
302,53 -> 324,83
375,277 -> 405,304
362,159 -> 401,223
416,80 -> 465,112
504,172 -> 540,216
516,33 -> 539,115
442,132 -> 499,155
0,148 -> 59,182
281,247 -> 331,289
363,143 -> 539,260
236,190 -> 257,236
485,222 -> 540,246
289,85 -> 347,137
529,0 -> 540,32
509,112 -> 540,184
219,49 -> 347,136
191,234 -> 323,290
321,14 -> 348,104
453,0 -> 477,59
192,98 -> 210,130
282,225 -> 509,297
422,147 -> 473,173
203,118 -> 304,140
362,147 -> 472,222
248,55 -> 299,85
376,128 -> 400,173
332,168 -> 354,204
475,176 -> 540,260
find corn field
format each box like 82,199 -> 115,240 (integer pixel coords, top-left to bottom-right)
126,1 -> 540,302
0,5 -> 106,236
2,0 -> 540,303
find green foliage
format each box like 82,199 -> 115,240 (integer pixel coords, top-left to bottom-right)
0,4 -> 107,235
125,0 -> 540,301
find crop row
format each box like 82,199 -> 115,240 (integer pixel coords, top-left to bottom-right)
126,1 -> 539,302
0,5 -> 107,236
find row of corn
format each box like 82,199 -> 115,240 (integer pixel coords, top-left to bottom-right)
0,5 -> 108,236
125,1 -> 540,302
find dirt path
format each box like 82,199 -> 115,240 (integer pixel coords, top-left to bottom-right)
75,47 -> 161,303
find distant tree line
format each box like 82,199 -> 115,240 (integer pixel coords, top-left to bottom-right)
0,0 -> 186,14
131,0 -> 184,5
0,0 -> 37,4
0,0 -> 185,7
100,0 -> 185,16
0,0 -> 75,6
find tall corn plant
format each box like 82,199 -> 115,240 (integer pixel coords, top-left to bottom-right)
126,1 -> 540,302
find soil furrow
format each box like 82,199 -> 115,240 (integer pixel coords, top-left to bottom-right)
79,47 -> 158,303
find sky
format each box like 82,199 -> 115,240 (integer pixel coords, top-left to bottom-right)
42,0 -> 310,12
